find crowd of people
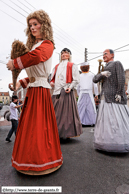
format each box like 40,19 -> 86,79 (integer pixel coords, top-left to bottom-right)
6,9 -> 129,175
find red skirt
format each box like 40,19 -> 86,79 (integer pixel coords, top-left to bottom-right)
12,87 -> 63,172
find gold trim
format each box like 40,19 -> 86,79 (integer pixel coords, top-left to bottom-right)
18,164 -> 62,175
29,77 -> 35,83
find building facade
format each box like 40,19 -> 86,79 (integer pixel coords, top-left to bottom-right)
0,92 -> 10,105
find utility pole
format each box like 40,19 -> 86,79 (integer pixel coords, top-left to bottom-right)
85,48 -> 88,62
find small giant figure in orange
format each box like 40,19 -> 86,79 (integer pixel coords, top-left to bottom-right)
6,10 -> 63,175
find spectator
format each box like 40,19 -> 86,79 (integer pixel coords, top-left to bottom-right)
5,95 -> 23,142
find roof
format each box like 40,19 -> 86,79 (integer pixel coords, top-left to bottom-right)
0,92 -> 10,96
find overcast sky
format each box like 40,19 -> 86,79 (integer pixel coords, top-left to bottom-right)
0,0 -> 129,96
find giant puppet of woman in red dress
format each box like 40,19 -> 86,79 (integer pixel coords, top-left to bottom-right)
6,10 -> 63,175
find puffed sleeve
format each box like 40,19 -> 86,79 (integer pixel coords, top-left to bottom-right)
14,40 -> 54,70
115,61 -> 125,95
93,73 -> 104,83
69,64 -> 80,89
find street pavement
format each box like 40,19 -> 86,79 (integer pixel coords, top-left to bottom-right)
0,107 -> 129,194
0,105 -> 11,126
0,105 -> 10,117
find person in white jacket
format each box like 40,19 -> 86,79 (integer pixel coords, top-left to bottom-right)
77,62 -> 98,126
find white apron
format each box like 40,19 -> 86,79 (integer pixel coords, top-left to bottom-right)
77,89 -> 96,114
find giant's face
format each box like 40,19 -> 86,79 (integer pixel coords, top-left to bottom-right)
61,51 -> 70,61
103,49 -> 114,63
29,18 -> 42,38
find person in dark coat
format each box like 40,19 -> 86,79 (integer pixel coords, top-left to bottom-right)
93,49 -> 129,153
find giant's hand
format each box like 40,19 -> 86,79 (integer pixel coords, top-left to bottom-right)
6,60 -> 15,71
101,71 -> 111,77
65,88 -> 71,93
115,94 -> 121,102
50,82 -> 55,88
8,81 -> 21,91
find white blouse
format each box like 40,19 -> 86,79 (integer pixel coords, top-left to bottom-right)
26,41 -> 52,89
52,60 -> 80,95
77,72 -> 98,96
77,72 -> 98,113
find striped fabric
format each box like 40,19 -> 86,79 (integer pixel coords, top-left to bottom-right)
19,78 -> 29,88
17,57 -> 24,69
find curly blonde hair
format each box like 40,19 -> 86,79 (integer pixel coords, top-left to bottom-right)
26,10 -> 55,50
